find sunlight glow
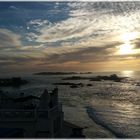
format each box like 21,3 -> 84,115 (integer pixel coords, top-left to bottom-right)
119,43 -> 134,55
121,32 -> 138,42
121,70 -> 134,77
117,32 -> 138,55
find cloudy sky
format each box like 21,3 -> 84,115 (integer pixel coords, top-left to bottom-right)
0,2 -> 140,74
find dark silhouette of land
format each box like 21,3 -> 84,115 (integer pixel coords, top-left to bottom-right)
0,77 -> 28,87
34,72 -> 93,75
54,82 -> 84,88
63,74 -> 127,82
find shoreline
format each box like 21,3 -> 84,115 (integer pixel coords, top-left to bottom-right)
63,106 -> 116,138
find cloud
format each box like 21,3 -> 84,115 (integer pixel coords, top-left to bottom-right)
131,38 -> 140,49
1,2 -> 140,73
37,41 -> 121,66
0,28 -> 21,49
9,5 -> 18,10
26,32 -> 39,42
28,19 -> 50,28
36,18 -> 94,43
33,2 -> 140,45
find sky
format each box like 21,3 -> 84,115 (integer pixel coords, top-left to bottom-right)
0,2 -> 140,74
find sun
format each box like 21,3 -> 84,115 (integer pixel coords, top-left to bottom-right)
119,43 -> 134,55
117,32 -> 138,55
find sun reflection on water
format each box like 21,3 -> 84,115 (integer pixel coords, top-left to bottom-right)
121,70 -> 134,77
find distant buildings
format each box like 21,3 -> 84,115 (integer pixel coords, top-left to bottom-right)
0,87 -> 63,138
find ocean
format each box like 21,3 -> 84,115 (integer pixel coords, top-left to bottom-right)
0,71 -> 140,138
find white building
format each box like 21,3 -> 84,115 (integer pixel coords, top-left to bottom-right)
0,88 -> 63,138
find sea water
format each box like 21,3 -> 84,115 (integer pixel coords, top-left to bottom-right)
0,71 -> 140,138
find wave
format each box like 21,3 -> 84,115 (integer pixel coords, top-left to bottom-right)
86,106 -> 130,138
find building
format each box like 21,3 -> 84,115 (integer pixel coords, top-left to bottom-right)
0,87 -> 63,138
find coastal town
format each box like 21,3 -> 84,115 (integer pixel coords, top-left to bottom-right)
0,86 -> 86,138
